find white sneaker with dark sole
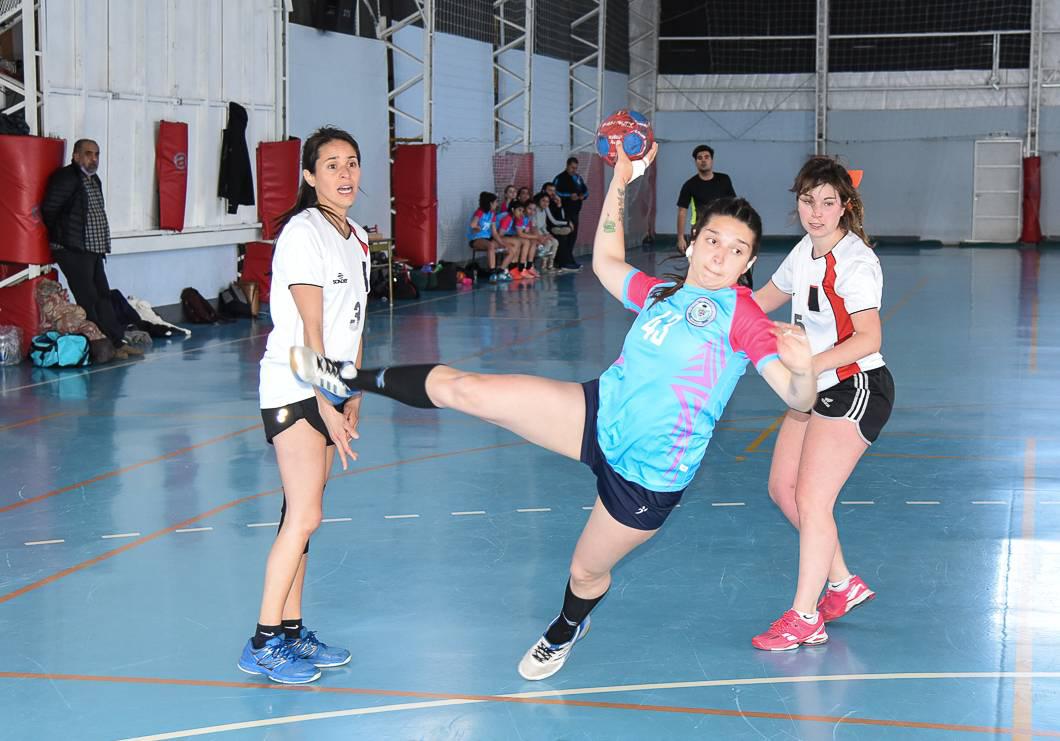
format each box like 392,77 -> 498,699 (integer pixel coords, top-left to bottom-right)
517,616 -> 590,681
289,346 -> 357,401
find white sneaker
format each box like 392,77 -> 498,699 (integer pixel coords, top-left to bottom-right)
289,346 -> 357,401
517,616 -> 590,681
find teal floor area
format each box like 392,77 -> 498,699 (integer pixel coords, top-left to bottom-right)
1,242 -> 1058,739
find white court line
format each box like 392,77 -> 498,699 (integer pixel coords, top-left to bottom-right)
118,670 -> 1060,741
385,514 -> 419,519
711,502 -> 744,507
906,501 -> 940,505
972,501 -> 1008,505
1043,501 -> 1060,505
24,539 -> 64,546
517,508 -> 551,513
841,500 -> 874,505
175,527 -> 213,534
581,506 -> 594,510
451,511 -> 485,516
246,522 -> 280,528
321,517 -> 352,523
102,532 -> 141,540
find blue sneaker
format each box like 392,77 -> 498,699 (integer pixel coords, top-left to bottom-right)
286,627 -> 352,668
238,635 -> 321,684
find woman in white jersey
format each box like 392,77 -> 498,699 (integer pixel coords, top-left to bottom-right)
237,127 -> 371,683
751,156 -> 894,651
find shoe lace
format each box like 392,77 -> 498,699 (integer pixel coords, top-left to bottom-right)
769,612 -> 802,636
316,355 -> 343,379
531,641 -> 558,663
290,630 -> 322,654
258,641 -> 296,669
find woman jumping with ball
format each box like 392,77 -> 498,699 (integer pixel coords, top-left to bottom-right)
290,144 -> 818,680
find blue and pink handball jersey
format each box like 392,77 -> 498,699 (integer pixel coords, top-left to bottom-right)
467,209 -> 495,241
596,269 -> 780,491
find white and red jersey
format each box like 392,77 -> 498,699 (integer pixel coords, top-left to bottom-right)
770,232 -> 885,391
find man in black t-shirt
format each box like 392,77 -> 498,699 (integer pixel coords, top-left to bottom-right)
676,144 -> 735,252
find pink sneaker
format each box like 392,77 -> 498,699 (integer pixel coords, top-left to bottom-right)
526,266 -> 541,277
817,575 -> 875,622
752,609 -> 828,651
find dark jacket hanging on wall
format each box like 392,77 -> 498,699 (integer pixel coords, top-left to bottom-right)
218,102 -> 255,214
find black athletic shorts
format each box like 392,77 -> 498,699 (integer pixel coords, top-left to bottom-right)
813,366 -> 895,445
261,396 -> 335,446
580,379 -> 685,531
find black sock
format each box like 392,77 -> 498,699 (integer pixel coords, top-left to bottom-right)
252,623 -> 282,649
282,618 -> 303,640
543,580 -> 607,645
346,364 -> 441,409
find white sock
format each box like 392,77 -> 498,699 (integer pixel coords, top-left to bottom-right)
797,611 -> 818,623
829,576 -> 853,591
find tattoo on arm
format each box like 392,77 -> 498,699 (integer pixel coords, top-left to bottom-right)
603,218 -> 616,233
616,186 -> 626,222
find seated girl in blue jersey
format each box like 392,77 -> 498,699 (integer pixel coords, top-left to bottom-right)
289,144 -> 818,680
496,201 -> 538,279
467,191 -> 514,282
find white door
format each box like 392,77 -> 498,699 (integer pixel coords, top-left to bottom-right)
972,139 -> 1023,242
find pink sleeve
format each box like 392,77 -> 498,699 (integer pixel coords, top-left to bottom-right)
730,292 -> 779,371
622,269 -> 667,313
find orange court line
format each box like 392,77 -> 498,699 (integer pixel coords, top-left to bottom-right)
743,414 -> 785,454
0,424 -> 263,515
0,411 -> 69,432
0,671 -> 1058,737
0,441 -> 529,606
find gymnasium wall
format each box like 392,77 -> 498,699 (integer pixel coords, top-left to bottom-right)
653,106 -> 1045,244
392,27 -> 627,262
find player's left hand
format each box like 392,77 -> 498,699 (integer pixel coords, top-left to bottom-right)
614,142 -> 658,185
773,322 -> 813,377
343,394 -> 362,443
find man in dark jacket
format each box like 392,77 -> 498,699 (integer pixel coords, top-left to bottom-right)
552,157 -> 590,269
41,139 -> 141,359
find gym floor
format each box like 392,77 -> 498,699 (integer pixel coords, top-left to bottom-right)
1,241 -> 1057,740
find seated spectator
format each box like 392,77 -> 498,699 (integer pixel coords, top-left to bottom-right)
467,191 -> 513,282
542,184 -> 579,271
528,193 -> 559,271
501,184 -> 518,213
497,201 -> 538,279
516,186 -> 531,205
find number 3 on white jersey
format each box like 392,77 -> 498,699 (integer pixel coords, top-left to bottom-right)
641,310 -> 681,346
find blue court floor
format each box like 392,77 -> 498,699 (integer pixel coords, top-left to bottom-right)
1,242 -> 1058,740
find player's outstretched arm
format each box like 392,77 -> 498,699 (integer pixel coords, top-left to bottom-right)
592,142 -> 658,302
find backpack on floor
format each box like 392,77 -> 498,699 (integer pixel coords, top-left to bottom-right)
181,287 -> 221,324
29,331 -> 91,368
218,281 -> 253,318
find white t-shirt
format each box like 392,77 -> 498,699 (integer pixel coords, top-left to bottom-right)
770,232 -> 885,391
259,208 -> 371,409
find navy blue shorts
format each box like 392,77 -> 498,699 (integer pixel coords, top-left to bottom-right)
580,379 -> 685,531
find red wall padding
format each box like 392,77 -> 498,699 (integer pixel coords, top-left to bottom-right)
0,135 -> 65,265
156,121 -> 189,231
257,139 -> 301,240
0,270 -> 58,357
239,241 -> 274,303
392,144 -> 437,265
1021,156 -> 1042,244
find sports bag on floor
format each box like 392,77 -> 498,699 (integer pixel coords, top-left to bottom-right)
29,331 -> 90,368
